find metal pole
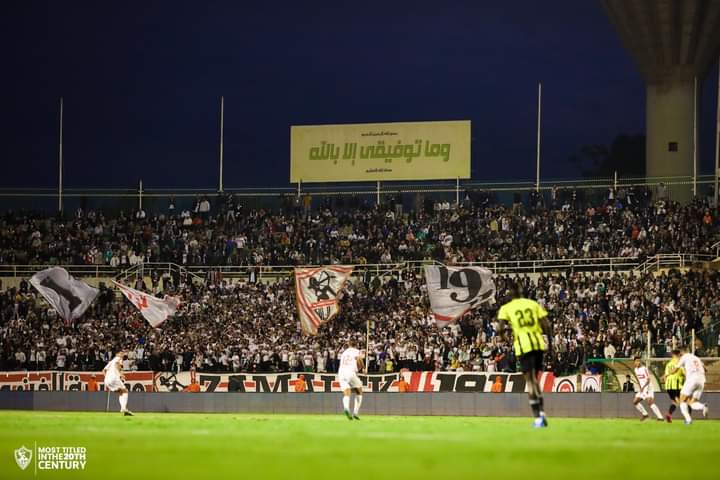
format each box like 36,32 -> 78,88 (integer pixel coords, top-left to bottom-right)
714,62 -> 720,208
219,96 -> 224,193
613,171 -> 618,190
646,330 -> 651,359
139,179 -> 143,211
536,82 -> 542,192
365,319 -> 370,374
691,329 -> 696,354
297,179 -> 301,197
456,177 -> 460,205
376,181 -> 380,206
693,76 -> 698,197
58,97 -> 64,214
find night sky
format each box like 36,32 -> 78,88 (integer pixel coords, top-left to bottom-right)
1,0 -> 718,190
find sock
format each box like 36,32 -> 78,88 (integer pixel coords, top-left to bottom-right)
668,404 -> 676,415
342,395 -> 350,412
529,398 -> 541,418
353,395 -> 363,416
119,392 -> 128,412
650,403 -> 663,419
635,403 -> 648,416
538,396 -> 545,417
690,402 -> 705,411
680,402 -> 692,422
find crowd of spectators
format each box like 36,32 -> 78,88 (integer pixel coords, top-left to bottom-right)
1,186 -> 719,375
0,186 -> 717,268
1,267 -> 718,375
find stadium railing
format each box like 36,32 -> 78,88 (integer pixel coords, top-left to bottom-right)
0,253 -> 712,282
0,173 -> 715,213
0,264 -> 117,279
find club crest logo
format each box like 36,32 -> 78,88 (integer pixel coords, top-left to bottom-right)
14,445 -> 32,470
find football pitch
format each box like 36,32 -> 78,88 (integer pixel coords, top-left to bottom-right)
1,411 -> 718,480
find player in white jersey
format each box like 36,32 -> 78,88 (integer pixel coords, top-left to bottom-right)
663,348 -> 708,424
102,351 -> 133,416
632,357 -> 663,421
338,340 -> 365,420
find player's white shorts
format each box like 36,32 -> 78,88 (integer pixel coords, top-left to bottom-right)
634,387 -> 654,401
338,373 -> 362,391
680,375 -> 705,400
104,375 -> 125,392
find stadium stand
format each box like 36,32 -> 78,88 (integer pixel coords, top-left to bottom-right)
1,189 -> 718,375
0,190 -> 717,267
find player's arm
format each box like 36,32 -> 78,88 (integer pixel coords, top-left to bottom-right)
357,356 -> 365,373
665,359 -> 684,378
116,362 -> 126,382
535,302 -> 550,333
494,306 -> 510,342
660,363 -> 672,383
539,315 -> 551,337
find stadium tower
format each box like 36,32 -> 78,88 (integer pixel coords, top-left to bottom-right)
601,0 -> 720,201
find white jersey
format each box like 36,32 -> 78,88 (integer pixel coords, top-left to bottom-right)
103,356 -> 125,392
634,366 -> 652,391
104,357 -> 122,381
676,353 -> 705,377
338,348 -> 362,378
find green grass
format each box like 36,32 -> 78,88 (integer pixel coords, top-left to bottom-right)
0,411 -> 718,479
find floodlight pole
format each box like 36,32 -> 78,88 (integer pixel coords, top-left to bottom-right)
219,96 -> 225,193
58,97 -> 64,214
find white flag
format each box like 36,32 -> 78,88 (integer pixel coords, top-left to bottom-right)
294,266 -> 354,335
424,265 -> 495,327
30,267 -> 99,322
112,281 -> 180,328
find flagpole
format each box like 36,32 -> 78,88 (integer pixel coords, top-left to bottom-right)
693,76 -> 698,197
536,82 -> 542,192
219,96 -> 224,193
58,97 -> 64,214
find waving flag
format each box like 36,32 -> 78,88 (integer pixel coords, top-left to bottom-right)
424,265 -> 495,327
30,267 -> 98,322
112,281 -> 180,328
294,266 -> 354,335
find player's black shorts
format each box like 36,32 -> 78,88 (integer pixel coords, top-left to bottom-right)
667,389 -> 680,402
519,350 -> 544,374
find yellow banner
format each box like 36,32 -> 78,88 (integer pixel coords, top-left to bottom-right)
290,120 -> 471,182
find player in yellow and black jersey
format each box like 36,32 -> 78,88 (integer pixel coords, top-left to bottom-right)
496,283 -> 551,428
663,349 -> 685,422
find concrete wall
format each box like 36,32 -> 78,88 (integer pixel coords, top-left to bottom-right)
1,392 -> 718,418
646,79 -> 695,202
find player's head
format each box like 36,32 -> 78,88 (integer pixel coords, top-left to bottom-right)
116,350 -> 126,359
508,282 -> 523,299
632,356 -> 641,367
671,349 -> 681,359
346,339 -> 357,349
